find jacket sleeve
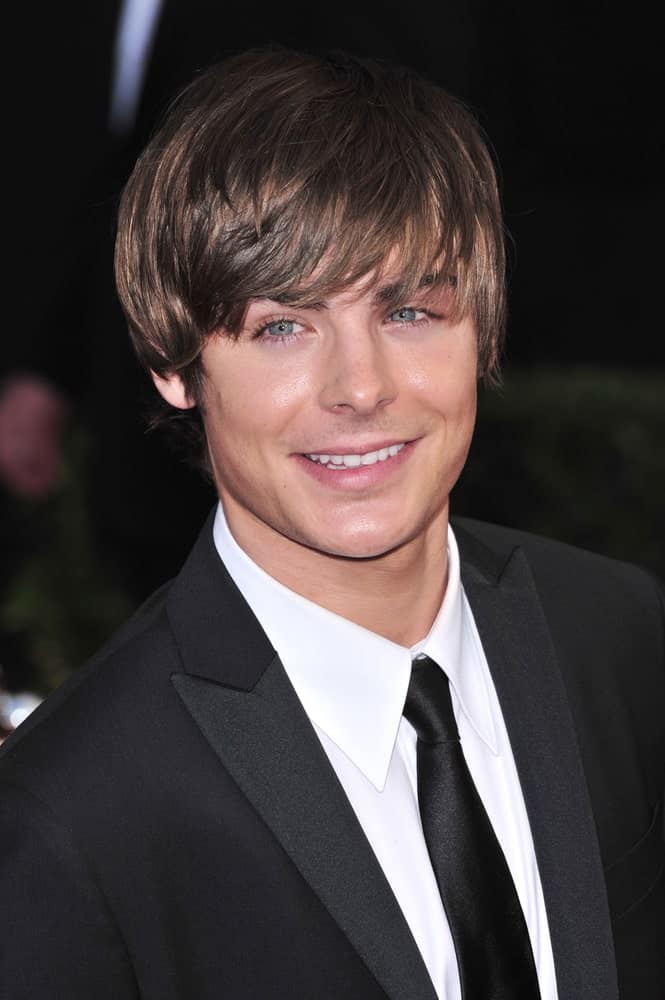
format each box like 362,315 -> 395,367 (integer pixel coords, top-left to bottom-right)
0,779 -> 138,1000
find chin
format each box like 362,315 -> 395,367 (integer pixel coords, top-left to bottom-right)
299,522 -> 417,562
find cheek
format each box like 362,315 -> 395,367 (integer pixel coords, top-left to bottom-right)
403,325 -> 477,398
268,368 -> 314,411
409,360 -> 477,424
203,366 -> 313,454
449,384 -> 478,451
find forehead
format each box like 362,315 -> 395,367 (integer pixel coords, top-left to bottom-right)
270,275 -> 443,309
264,245 -> 454,308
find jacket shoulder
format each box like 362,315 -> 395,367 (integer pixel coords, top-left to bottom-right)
452,514 -> 664,605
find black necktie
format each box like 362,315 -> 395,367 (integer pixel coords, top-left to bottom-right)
404,655 -> 541,1000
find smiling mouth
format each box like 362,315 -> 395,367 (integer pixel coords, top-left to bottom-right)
304,443 -> 406,469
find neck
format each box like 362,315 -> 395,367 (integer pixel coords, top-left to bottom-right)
223,506 -> 450,647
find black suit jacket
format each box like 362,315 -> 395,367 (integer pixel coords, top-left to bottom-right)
1,512 -> 664,998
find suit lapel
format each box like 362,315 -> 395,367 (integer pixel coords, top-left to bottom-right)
166,514 -> 437,1000
455,521 -> 618,1000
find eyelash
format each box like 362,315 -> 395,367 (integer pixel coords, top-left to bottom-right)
250,317 -> 303,345
250,307 -> 439,344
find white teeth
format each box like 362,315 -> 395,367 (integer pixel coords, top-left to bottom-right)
306,443 -> 405,468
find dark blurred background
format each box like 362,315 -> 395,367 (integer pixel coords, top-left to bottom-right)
2,0 -> 663,707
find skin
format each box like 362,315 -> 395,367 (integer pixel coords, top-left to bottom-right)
154,276 -> 479,646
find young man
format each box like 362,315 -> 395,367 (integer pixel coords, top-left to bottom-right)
1,47 -> 663,1000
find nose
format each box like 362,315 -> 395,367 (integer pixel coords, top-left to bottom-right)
318,327 -> 398,415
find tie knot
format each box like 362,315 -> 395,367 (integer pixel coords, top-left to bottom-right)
403,656 -> 459,744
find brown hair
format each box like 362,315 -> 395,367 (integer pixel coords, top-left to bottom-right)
115,45 -> 506,414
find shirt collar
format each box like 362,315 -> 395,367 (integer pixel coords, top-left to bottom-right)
213,502 -> 497,791
412,526 -> 498,756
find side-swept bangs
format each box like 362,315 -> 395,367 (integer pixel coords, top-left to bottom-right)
115,47 -> 506,405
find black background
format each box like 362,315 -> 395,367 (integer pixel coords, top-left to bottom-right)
14,0 -> 663,372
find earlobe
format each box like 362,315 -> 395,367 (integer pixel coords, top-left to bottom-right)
150,370 -> 196,410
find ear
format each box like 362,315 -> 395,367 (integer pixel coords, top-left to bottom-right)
150,370 -> 196,410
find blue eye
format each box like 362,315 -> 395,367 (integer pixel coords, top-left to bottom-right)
265,319 -> 297,337
389,307 -> 420,323
251,315 -> 306,344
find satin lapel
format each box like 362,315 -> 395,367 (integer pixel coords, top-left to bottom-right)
457,528 -> 617,1000
166,515 -> 436,1000
171,658 -> 437,1000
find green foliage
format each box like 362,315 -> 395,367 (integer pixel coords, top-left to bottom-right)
1,430 -> 133,695
2,366 -> 663,695
454,367 -> 665,577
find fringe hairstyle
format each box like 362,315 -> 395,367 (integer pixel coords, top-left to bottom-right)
114,46 -> 506,462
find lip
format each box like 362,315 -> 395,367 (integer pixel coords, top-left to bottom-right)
293,438 -> 418,490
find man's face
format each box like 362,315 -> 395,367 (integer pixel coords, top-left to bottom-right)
157,274 -> 478,569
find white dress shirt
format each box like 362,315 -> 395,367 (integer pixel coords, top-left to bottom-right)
213,501 -> 559,999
